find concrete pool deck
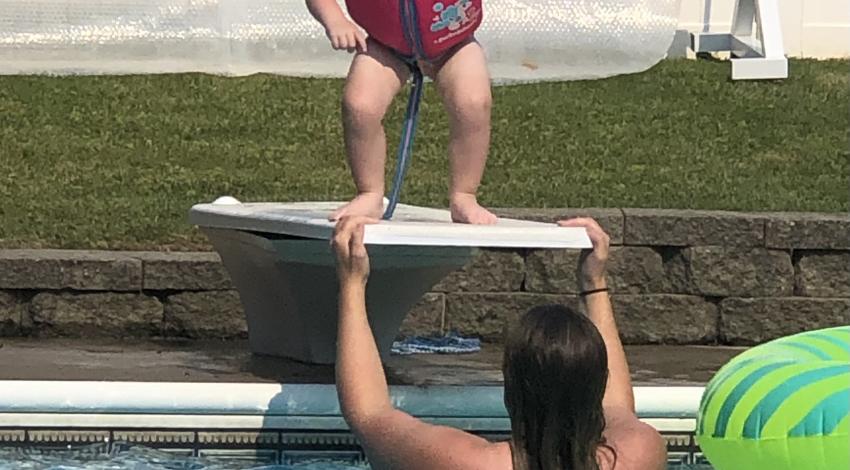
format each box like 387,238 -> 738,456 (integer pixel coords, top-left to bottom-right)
0,338 -> 743,386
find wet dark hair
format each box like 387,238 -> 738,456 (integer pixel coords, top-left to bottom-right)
503,304 -> 614,470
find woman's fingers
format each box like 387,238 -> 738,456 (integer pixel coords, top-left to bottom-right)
585,224 -> 606,244
559,218 -> 610,286
350,223 -> 368,258
334,217 -> 376,282
333,231 -> 350,259
556,217 -> 588,227
333,217 -> 355,254
557,217 -> 602,236
334,221 -> 355,255
333,216 -> 379,257
341,216 -> 380,228
558,217 -> 602,232
557,217 -> 607,249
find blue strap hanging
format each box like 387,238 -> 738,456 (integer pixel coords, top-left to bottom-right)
382,63 -> 424,220
383,0 -> 428,220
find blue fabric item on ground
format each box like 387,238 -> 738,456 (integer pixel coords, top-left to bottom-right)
391,332 -> 481,355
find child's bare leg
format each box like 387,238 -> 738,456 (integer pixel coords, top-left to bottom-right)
330,39 -> 410,221
433,40 -> 497,225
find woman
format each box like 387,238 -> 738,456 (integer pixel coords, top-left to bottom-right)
332,216 -> 667,470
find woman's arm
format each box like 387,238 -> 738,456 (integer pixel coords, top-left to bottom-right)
583,284 -> 635,413
333,217 -> 392,424
332,217 -> 501,470
558,218 -> 635,413
558,219 -> 667,470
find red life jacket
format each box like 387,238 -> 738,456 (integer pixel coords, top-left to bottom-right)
346,0 -> 483,61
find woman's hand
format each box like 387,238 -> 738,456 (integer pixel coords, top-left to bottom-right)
324,17 -> 368,53
557,218 -> 610,290
332,216 -> 379,286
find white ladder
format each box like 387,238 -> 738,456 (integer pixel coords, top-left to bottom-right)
690,0 -> 788,80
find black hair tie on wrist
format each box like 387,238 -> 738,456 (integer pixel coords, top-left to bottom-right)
579,287 -> 609,297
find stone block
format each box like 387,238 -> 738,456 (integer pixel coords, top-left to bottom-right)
127,251 -> 233,291
0,250 -> 142,291
765,213 -> 850,249
525,249 -> 582,294
433,249 -> 524,292
796,252 -> 850,297
609,247 -> 667,294
0,291 -> 22,336
526,247 -> 665,294
623,209 -> 765,247
681,247 -> 794,297
29,292 -> 162,336
164,291 -> 247,339
720,297 -> 850,344
661,248 -> 691,294
19,305 -> 34,333
493,208 -> 624,244
399,293 -> 445,336
446,293 -> 579,340
612,295 -> 718,344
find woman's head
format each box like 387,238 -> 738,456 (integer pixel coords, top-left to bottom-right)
503,304 -> 609,470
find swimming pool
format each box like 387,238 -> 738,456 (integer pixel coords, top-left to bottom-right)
0,445 -> 714,469
0,381 -> 711,469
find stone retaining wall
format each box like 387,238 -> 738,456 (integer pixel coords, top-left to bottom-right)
1,209 -> 847,345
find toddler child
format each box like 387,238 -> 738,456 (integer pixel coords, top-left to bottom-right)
306,0 -> 497,224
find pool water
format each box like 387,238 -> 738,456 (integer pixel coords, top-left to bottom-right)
0,444 -> 713,470
0,445 -> 366,470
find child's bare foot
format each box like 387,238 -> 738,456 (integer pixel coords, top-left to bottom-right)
450,193 -> 498,224
330,192 -> 385,221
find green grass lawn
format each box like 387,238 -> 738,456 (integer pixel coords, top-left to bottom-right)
0,59 -> 847,250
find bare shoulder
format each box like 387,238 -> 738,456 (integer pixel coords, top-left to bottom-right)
358,409 -> 512,470
598,407 -> 667,470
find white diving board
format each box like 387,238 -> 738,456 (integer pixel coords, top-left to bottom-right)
189,201 -> 592,249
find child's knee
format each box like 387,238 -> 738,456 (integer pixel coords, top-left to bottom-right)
342,92 -> 386,125
449,89 -> 491,125
457,89 -> 491,115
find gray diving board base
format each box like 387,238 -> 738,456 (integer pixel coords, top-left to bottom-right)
191,201 -> 590,364
202,227 -> 472,364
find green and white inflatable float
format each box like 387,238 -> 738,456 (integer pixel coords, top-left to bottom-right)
697,326 -> 849,470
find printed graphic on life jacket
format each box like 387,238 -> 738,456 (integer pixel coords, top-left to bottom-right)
430,0 -> 479,35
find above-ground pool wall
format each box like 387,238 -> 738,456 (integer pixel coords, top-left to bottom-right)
0,209 -> 847,346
